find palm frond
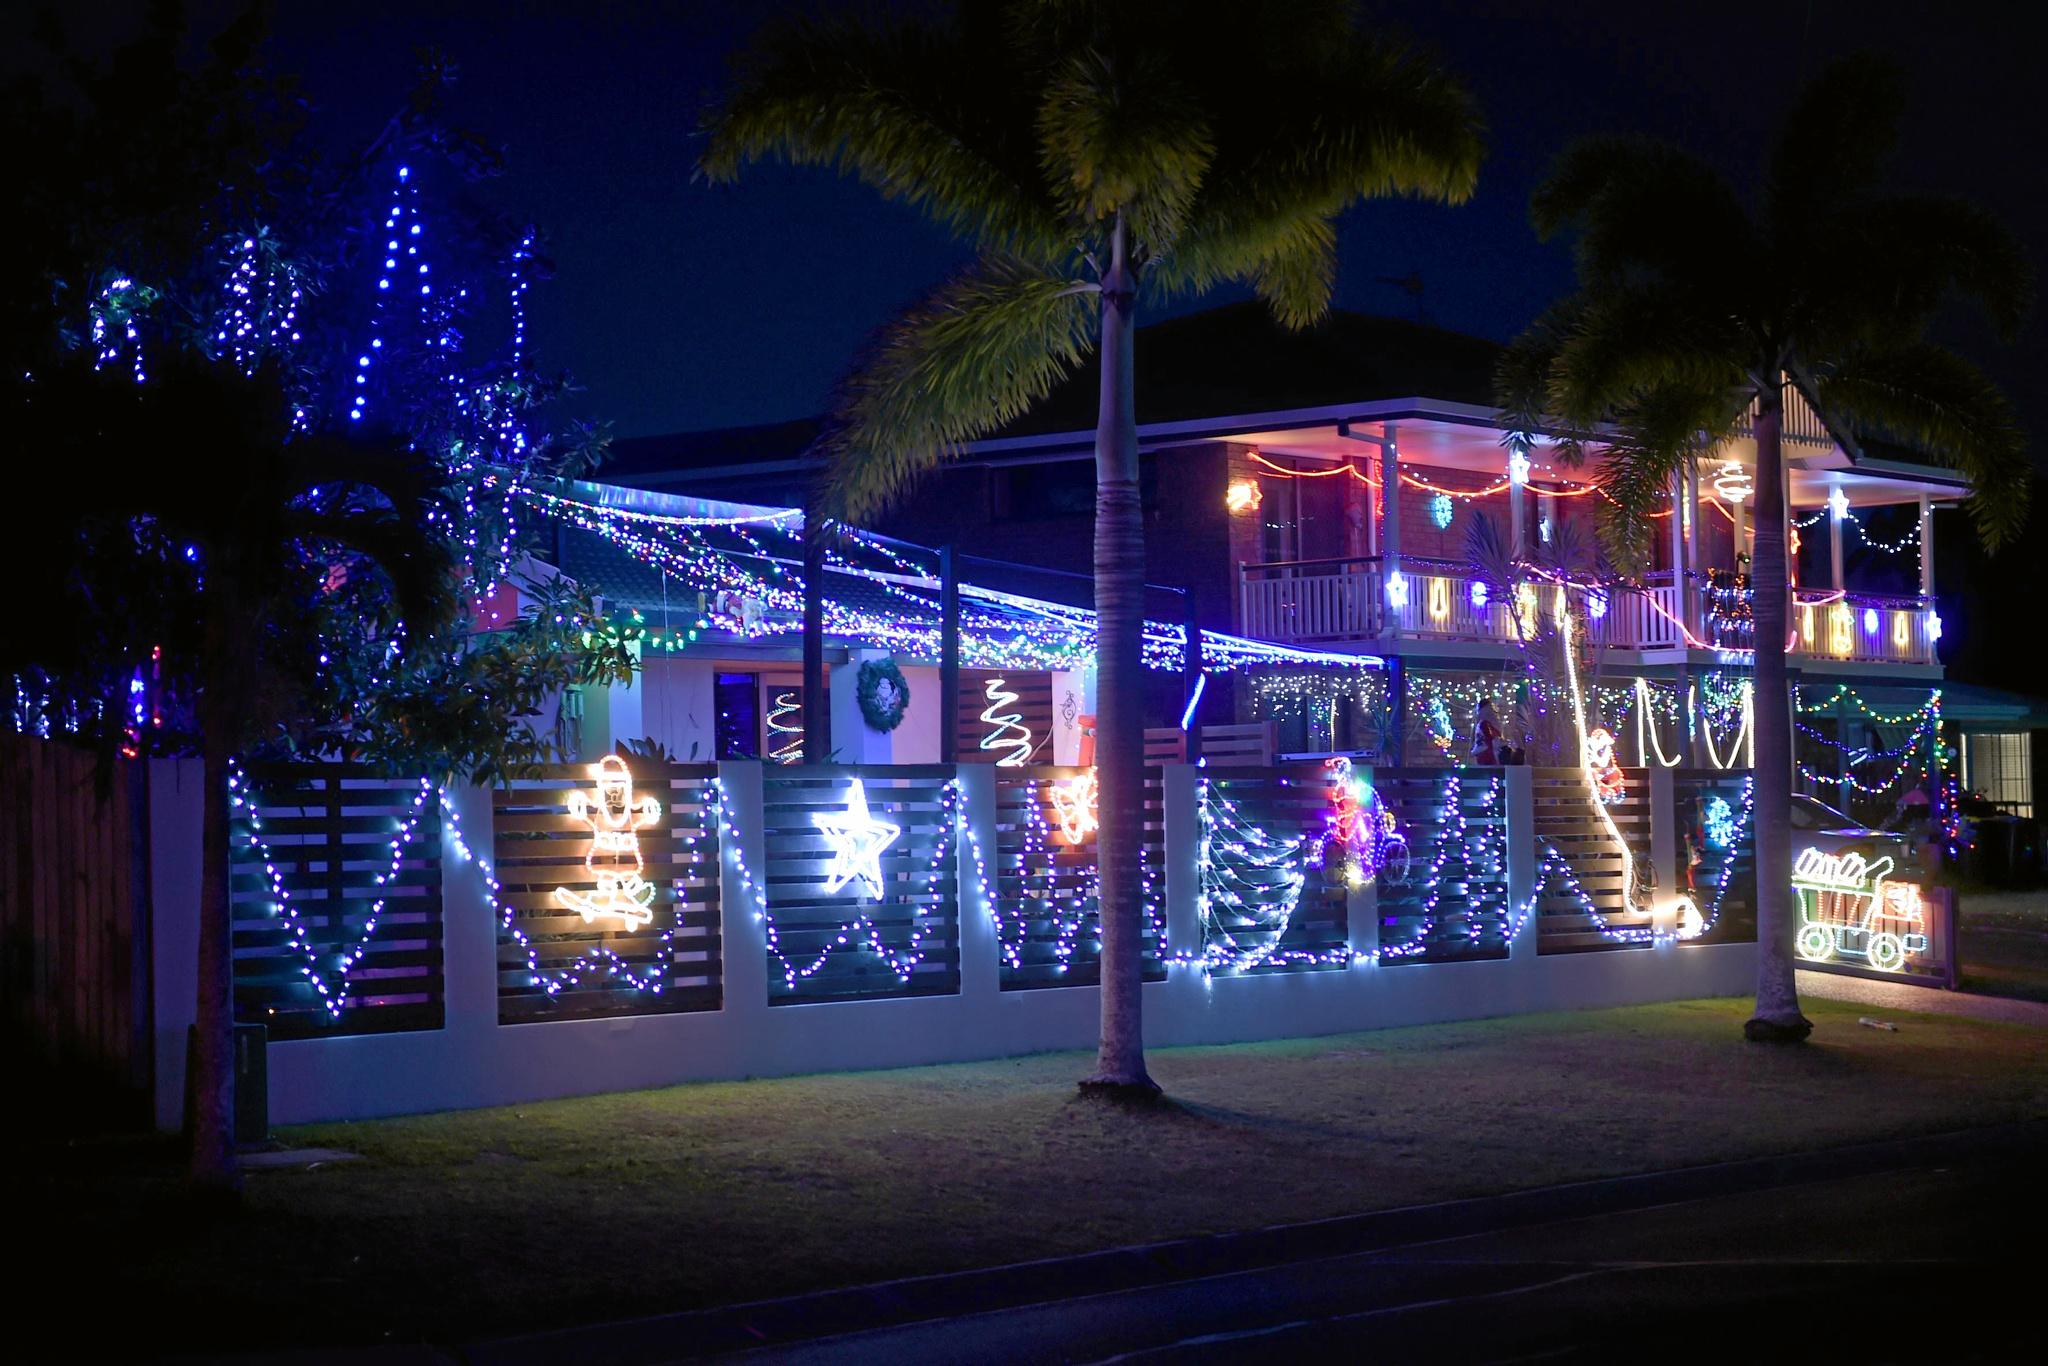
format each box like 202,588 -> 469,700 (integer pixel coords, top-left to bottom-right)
1765,54 -> 1904,230
1531,136 -> 1756,292
1155,30 -> 1482,303
1035,46 -> 1213,246
1800,193 -> 2035,348
1811,342 -> 2032,550
816,255 -> 1096,520
696,11 -> 1062,258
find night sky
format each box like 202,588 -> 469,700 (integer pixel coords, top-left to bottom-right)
209,0 -> 2040,455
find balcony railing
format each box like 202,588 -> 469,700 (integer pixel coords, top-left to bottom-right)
1239,556 -> 1939,665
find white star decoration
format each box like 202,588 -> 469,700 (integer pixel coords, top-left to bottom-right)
814,779 -> 900,901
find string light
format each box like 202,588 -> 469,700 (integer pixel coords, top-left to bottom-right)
229,763 -> 435,1022
978,677 -> 1033,766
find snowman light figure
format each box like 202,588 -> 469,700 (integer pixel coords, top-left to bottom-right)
554,755 -> 663,929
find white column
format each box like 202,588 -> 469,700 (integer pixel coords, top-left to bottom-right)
1667,471 -> 1687,591
1504,766 -> 1539,962
717,760 -> 771,1020
1162,764 -> 1204,964
952,763 -> 1001,1002
1684,460 -> 1702,635
1828,493 -> 1845,591
149,758 -> 205,1132
1509,451 -> 1527,559
1381,429 -> 1403,633
440,782 -> 501,1040
1919,495 -> 1935,598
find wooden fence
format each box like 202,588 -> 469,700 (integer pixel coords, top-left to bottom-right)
759,765 -> 961,1004
1373,767 -> 1512,963
989,766 -> 1166,989
1533,766 -> 1654,952
1674,771 -> 1757,944
490,762 -> 722,1022
0,736 -> 150,1123
1198,765 -> 1349,972
230,763 -> 444,1038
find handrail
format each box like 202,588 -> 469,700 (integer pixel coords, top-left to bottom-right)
1240,554 -> 1383,575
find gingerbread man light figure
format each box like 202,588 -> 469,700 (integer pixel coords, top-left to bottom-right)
554,755 -> 663,928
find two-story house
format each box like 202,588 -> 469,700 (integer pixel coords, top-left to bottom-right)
597,303 -> 2000,825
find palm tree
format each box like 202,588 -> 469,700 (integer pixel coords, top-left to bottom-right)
1498,55 -> 2031,1041
13,356 -> 456,1190
699,0 -> 1482,1093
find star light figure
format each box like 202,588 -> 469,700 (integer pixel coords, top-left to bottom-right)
815,778 -> 900,900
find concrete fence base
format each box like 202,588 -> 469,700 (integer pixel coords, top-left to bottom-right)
149,761 -> 1756,1128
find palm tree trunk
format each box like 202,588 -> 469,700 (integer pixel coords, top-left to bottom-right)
1744,383 -> 1812,1042
1082,215 -> 1157,1095
188,723 -> 242,1191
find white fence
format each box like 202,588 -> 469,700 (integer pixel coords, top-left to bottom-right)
147,760 -> 1756,1127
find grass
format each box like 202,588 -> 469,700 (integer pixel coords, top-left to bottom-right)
27,995 -> 2048,1360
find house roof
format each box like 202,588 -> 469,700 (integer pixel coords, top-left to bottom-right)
1940,682 -> 2048,731
601,304 -> 1501,486
526,477 -> 1379,676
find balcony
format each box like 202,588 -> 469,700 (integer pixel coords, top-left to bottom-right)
1239,556 -> 1939,665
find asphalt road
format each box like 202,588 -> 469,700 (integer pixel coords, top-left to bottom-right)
726,1134 -> 2044,1365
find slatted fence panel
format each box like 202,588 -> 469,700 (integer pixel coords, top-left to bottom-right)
231,764 -> 443,1037
492,762 -> 721,1022
1,736 -> 148,1123
1533,767 -> 1654,953
990,766 -> 1167,989
761,766 -> 960,1004
1675,771 -> 1757,944
1145,723 -> 1277,767
1199,766 -> 1348,972
1371,767 -> 1511,963
958,670 -> 1056,765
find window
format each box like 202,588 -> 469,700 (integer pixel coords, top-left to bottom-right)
1962,732 -> 2033,817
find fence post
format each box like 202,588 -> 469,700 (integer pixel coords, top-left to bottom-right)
1162,763 -> 1202,965
439,782 -> 501,1036
147,758 -> 205,1133
718,760 -> 772,1020
953,763 -> 1000,1000
1504,765 -> 1538,962
1648,765 -> 1678,940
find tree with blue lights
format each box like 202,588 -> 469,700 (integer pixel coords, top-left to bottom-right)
4,9 -> 627,1191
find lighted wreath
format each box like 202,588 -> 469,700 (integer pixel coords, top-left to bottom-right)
856,657 -> 911,732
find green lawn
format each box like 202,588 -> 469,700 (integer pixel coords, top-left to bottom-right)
28,995 -> 2048,1360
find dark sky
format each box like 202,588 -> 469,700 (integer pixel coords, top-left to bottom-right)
58,1 -> 2045,451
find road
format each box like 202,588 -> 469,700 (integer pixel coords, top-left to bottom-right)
722,1132 -> 2043,1365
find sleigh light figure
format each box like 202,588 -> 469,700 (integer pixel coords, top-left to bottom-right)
1791,846 -> 1929,974
554,756 -> 664,930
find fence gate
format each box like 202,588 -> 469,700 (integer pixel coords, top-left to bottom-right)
1,736 -> 150,1125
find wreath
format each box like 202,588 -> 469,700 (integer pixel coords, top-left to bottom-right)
856,658 -> 911,732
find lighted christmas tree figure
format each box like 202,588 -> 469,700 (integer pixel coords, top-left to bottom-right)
553,756 -> 663,929
979,676 -> 1033,766
766,690 -> 803,763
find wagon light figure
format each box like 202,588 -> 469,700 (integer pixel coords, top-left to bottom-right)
553,755 -> 663,929
1791,846 -> 1929,974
